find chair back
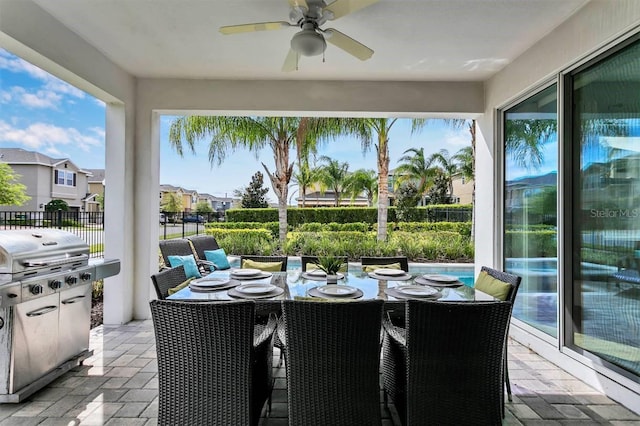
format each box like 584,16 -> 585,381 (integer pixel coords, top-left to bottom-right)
405,300 -> 511,425
150,300 -> 269,426
158,239 -> 195,268
282,300 -> 384,426
240,255 -> 288,271
300,255 -> 348,272
187,235 -> 220,261
480,266 -> 522,304
361,256 -> 409,272
151,265 -> 188,300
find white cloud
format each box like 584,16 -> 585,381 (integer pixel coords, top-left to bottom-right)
0,120 -> 103,153
0,86 -> 62,109
442,129 -> 471,148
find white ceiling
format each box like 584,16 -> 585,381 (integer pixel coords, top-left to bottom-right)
33,0 -> 589,82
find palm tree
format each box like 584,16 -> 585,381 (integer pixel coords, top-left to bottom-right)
429,149 -> 458,200
317,156 -> 350,207
169,116 -> 300,243
347,118 -> 428,241
394,147 -> 438,204
347,169 -> 377,207
292,162 -> 319,208
452,146 -> 474,182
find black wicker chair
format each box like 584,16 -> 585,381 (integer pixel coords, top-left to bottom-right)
187,235 -> 221,262
361,256 -> 409,272
158,238 -> 213,273
478,266 -> 522,405
382,300 -> 512,426
151,265 -> 188,300
240,255 -> 288,271
281,300 -> 384,426
150,300 -> 276,426
300,255 -> 348,272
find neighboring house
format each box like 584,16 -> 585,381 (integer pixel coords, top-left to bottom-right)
451,176 -> 474,204
198,193 -> 235,213
0,148 -> 91,212
159,184 -> 199,212
85,168 -> 105,212
297,190 -> 369,207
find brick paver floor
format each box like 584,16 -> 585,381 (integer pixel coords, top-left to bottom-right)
0,320 -> 638,425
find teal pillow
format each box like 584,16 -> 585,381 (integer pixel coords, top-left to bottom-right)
204,249 -> 231,270
168,255 -> 202,279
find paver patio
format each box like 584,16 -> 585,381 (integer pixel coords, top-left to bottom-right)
0,320 -> 638,425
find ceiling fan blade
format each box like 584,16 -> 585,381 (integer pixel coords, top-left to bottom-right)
325,28 -> 373,61
288,0 -> 308,9
219,21 -> 291,35
282,49 -> 298,72
323,0 -> 380,20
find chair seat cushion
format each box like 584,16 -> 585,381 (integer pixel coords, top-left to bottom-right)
168,277 -> 194,296
204,248 -> 231,270
242,259 -> 283,272
168,255 -> 202,279
474,270 -> 510,300
362,263 -> 401,272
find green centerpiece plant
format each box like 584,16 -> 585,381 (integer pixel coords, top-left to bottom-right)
316,255 -> 344,284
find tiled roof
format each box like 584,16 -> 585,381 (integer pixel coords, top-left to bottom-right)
86,168 -> 105,182
0,147 -> 89,173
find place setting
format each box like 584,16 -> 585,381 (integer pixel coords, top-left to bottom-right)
414,273 -> 463,287
301,269 -> 346,281
367,268 -> 413,281
188,276 -> 238,292
229,268 -> 273,280
384,284 -> 442,300
227,282 -> 285,299
307,284 -> 363,300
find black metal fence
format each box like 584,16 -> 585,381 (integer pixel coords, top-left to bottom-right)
159,211 -> 221,240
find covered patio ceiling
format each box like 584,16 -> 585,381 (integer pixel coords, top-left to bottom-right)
27,0 -> 589,83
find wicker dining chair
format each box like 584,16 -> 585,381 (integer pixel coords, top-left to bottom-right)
477,266 -> 522,405
382,300 -> 512,426
240,255 -> 288,271
151,265 -> 188,300
361,256 -> 409,272
150,300 -> 276,426
158,238 -> 213,273
281,299 -> 384,426
187,235 -> 221,262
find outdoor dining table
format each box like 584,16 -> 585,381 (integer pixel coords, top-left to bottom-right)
166,269 -> 495,302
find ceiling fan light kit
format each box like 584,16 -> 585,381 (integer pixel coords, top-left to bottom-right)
219,0 -> 379,71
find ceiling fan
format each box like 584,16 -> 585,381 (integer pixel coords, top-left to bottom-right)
219,0 -> 379,71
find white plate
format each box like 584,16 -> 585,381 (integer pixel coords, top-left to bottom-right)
396,285 -> 438,297
231,268 -> 261,277
191,278 -> 230,287
236,283 -> 276,295
422,274 -> 459,283
306,269 -> 327,277
374,268 -> 406,277
317,285 -> 357,296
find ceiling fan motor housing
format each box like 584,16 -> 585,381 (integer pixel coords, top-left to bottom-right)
291,20 -> 326,57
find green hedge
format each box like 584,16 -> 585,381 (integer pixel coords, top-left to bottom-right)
295,222 -> 371,232
206,221 -> 280,238
205,228 -> 277,255
392,221 -> 472,237
225,205 -> 472,225
504,230 -> 557,257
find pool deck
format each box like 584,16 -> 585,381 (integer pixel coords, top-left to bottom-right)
0,320 -> 638,425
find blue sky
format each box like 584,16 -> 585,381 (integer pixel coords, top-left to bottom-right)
1,48 -> 475,202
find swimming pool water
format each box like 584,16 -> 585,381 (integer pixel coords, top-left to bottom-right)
230,257 -> 475,286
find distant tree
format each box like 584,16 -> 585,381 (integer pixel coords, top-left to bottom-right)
0,163 -> 30,206
241,172 -> 269,208
395,182 -> 421,222
429,149 -> 458,198
292,163 -> 319,208
45,199 -> 69,211
317,156 -> 350,207
394,147 -> 438,204
161,193 -> 183,223
347,169 -> 377,207
427,173 -> 451,205
195,201 -> 213,213
96,193 -> 105,210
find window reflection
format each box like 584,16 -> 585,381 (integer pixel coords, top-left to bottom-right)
504,85 -> 558,336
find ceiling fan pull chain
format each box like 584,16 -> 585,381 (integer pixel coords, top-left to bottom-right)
323,50 -> 325,63
296,52 -> 299,71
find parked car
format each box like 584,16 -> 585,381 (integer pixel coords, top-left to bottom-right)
183,214 -> 205,223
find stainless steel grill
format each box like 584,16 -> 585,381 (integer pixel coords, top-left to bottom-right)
0,229 -> 120,402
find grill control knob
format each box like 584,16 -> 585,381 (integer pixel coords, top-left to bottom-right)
49,279 -> 63,290
30,284 -> 43,295
80,272 -> 92,281
65,276 -> 78,285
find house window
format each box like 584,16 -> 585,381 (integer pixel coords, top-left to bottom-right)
55,169 -> 76,187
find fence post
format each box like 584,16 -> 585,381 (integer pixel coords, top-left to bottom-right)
57,209 -> 63,229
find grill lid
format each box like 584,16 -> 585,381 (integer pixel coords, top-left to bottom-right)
0,230 -> 89,276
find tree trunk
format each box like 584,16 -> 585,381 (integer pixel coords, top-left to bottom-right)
377,138 -> 390,241
262,145 -> 291,245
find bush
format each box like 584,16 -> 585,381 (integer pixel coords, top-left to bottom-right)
205,228 -> 278,255
394,221 -> 472,237
504,230 -> 556,257
295,222 -> 370,232
206,221 -> 280,239
61,219 -> 82,227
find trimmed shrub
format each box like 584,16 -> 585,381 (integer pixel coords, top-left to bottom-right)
295,222 -> 370,232
205,228 -> 277,255
206,221 -> 280,238
394,221 -> 472,237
